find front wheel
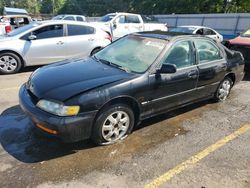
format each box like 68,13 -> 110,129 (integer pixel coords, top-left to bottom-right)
0,52 -> 22,74
91,104 -> 135,145
214,77 -> 233,102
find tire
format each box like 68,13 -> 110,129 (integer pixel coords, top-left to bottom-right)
91,104 -> 135,145
91,48 -> 101,56
0,52 -> 22,74
214,77 -> 233,102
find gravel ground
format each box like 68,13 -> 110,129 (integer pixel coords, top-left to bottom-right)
0,68 -> 249,188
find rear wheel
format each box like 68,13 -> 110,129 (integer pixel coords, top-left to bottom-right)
0,52 -> 22,74
91,104 -> 134,145
214,77 -> 233,102
91,48 -> 101,56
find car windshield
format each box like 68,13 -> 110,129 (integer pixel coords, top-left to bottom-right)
98,14 -> 116,22
95,35 -> 166,73
7,23 -> 39,37
170,27 -> 196,34
241,29 -> 250,37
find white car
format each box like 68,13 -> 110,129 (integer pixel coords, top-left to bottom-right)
0,20 -> 111,74
171,26 -> 223,42
52,14 -> 86,22
96,12 -> 168,40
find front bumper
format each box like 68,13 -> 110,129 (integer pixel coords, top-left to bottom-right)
19,84 -> 98,142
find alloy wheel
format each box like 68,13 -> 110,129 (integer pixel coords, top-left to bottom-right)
218,79 -> 231,101
0,55 -> 18,73
101,111 -> 130,142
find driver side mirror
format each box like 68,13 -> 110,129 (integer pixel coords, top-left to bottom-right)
28,34 -> 37,40
157,63 -> 177,74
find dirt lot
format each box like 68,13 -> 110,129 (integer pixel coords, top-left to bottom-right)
0,68 -> 249,188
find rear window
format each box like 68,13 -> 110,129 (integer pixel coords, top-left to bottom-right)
76,16 -> 84,22
67,24 -> 95,36
141,15 -> 159,23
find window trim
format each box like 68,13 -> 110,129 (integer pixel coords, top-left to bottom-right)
66,24 -> 96,37
161,40 -> 196,70
29,24 -> 66,40
194,38 -> 224,65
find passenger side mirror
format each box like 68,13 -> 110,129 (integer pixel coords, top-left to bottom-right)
28,34 -> 37,40
113,22 -> 117,29
157,64 -> 177,74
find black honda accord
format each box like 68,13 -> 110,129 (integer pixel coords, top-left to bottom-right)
19,32 -> 245,145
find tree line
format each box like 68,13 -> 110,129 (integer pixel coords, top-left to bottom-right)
0,0 -> 250,16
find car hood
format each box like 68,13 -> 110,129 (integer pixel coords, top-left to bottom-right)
229,36 -> 250,46
28,58 -> 134,101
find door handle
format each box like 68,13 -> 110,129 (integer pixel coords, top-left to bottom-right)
56,41 -> 64,45
188,71 -> 198,79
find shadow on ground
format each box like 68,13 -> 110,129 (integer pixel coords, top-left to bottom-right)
21,65 -> 43,73
0,100 -> 212,164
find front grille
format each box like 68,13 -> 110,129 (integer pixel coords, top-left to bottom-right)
27,89 -> 39,105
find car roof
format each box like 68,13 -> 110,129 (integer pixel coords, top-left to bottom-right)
179,25 -> 210,29
134,31 -> 196,40
55,14 -> 85,17
38,20 -> 94,26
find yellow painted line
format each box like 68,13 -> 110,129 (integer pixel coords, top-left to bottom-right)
145,124 -> 250,188
0,87 -> 20,91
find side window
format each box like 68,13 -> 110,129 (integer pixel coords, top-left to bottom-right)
163,41 -> 195,69
67,24 -> 95,36
33,24 -> 63,39
64,16 -> 75,21
125,15 -> 141,23
195,39 -> 222,63
76,16 -> 84,21
196,29 -> 204,35
116,15 -> 125,23
204,29 -> 216,35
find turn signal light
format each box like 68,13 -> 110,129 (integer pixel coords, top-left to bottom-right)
36,124 -> 58,135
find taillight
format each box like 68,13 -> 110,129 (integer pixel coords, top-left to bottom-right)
5,25 -> 11,33
105,33 -> 112,42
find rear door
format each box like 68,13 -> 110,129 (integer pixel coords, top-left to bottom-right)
194,38 -> 227,97
24,24 -> 66,65
65,24 -> 96,58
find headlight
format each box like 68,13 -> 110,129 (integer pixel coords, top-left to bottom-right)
37,99 -> 80,116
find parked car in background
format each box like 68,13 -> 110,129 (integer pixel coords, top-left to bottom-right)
0,20 -> 111,74
52,14 -> 86,22
228,28 -> 250,70
170,26 -> 223,42
96,12 -> 168,40
0,15 -> 32,35
19,32 -> 244,145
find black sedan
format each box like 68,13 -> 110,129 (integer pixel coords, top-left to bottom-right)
19,32 -> 245,145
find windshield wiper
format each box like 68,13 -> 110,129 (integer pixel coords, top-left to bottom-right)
98,58 -> 131,73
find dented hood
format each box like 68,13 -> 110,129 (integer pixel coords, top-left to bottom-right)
28,58 -> 133,101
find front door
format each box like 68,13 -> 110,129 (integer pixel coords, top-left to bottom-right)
112,15 -> 142,40
24,24 -> 66,65
149,40 -> 199,114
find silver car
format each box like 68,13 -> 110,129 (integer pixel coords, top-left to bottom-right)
0,20 -> 112,74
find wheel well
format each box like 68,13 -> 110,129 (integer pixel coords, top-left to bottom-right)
225,73 -> 236,85
0,50 -> 25,67
96,97 -> 141,125
90,47 -> 102,56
